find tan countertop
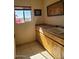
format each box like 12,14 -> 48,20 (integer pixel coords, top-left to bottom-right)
36,25 -> 64,39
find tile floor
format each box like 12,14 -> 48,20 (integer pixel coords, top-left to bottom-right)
16,41 -> 54,59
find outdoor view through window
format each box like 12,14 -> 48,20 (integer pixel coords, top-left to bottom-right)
15,9 -> 31,24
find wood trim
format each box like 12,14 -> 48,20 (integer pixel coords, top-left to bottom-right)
14,6 -> 31,10
14,6 -> 31,8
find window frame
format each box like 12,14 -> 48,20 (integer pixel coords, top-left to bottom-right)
14,6 -> 32,24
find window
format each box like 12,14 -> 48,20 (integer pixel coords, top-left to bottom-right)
24,10 -> 32,22
15,6 -> 32,24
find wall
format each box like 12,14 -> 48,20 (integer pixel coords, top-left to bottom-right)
14,0 -> 64,45
43,0 -> 64,26
14,0 -> 44,45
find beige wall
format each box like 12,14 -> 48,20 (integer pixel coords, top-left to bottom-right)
43,0 -> 64,26
14,0 -> 44,45
14,0 -> 64,45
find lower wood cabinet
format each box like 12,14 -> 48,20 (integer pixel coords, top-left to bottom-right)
36,30 -> 64,59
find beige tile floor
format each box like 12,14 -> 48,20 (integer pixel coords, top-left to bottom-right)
16,41 -> 54,59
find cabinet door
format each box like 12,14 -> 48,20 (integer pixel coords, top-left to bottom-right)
36,31 -> 49,49
46,36 -> 63,59
36,31 -> 44,45
36,31 -> 64,59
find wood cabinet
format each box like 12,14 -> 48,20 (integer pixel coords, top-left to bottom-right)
36,30 -> 64,59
